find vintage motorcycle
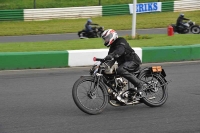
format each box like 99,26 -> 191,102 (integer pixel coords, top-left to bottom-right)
77,24 -> 104,39
171,20 -> 200,34
72,57 -> 169,115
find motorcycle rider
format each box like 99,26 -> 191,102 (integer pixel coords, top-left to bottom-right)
101,29 -> 143,102
84,19 -> 98,38
176,13 -> 190,32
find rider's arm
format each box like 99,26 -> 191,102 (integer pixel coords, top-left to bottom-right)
183,17 -> 190,20
90,23 -> 98,26
109,44 -> 125,59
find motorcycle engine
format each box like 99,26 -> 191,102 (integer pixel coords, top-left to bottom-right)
116,77 -> 127,91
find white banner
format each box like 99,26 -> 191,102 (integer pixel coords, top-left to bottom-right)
129,2 -> 161,14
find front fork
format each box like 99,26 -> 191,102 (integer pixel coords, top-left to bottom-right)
88,73 -> 102,99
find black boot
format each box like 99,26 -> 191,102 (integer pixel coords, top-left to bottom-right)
120,70 -> 142,91
136,83 -> 143,93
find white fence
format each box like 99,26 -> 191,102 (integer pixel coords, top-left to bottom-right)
24,6 -> 102,21
174,0 -> 200,12
23,1 -> 200,21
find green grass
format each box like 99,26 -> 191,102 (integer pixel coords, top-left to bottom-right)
0,34 -> 199,52
0,0 -> 174,9
1,11 -> 200,36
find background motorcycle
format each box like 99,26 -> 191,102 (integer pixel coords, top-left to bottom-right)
78,24 -> 104,39
171,20 -> 200,34
72,57 -> 169,115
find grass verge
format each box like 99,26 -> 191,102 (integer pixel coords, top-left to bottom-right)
0,34 -> 199,52
0,11 -> 200,36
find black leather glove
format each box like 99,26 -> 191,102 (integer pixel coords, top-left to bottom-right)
92,23 -> 99,25
104,55 -> 113,60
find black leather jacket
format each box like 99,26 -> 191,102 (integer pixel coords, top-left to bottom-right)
176,16 -> 189,26
108,37 -> 141,66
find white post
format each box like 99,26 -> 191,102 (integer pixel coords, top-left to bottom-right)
132,0 -> 137,38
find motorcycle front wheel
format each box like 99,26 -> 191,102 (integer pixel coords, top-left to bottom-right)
138,71 -> 168,107
72,76 -> 108,115
190,26 -> 200,34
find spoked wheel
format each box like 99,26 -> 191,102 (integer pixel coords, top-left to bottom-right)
72,76 -> 108,115
138,71 -> 168,107
191,26 -> 200,34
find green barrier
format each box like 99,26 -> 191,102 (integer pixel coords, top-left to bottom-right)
142,45 -> 200,63
190,44 -> 200,60
0,51 -> 68,70
102,4 -> 129,16
0,45 -> 200,70
142,45 -> 191,63
162,1 -> 174,12
0,9 -> 24,21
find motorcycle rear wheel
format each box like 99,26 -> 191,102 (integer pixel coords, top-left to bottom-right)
138,71 -> 168,107
72,76 -> 108,115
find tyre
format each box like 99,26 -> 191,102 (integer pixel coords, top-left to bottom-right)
172,25 -> 177,32
190,26 -> 200,34
138,71 -> 168,107
72,76 -> 108,115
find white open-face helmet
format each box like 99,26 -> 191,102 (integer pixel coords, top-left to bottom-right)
101,29 -> 118,47
179,13 -> 184,18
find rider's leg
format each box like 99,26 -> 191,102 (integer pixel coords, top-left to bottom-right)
116,61 -> 143,93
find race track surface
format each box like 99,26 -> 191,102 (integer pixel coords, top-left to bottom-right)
0,61 -> 200,133
0,29 -> 166,43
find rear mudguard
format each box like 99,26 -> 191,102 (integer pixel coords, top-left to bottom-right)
137,67 -> 167,83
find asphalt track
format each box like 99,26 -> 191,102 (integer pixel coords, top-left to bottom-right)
0,28 -> 167,43
0,61 -> 200,133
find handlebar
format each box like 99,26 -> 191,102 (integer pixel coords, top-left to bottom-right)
93,57 -> 114,62
93,57 -> 105,62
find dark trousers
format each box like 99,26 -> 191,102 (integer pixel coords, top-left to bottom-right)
116,61 -> 141,87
